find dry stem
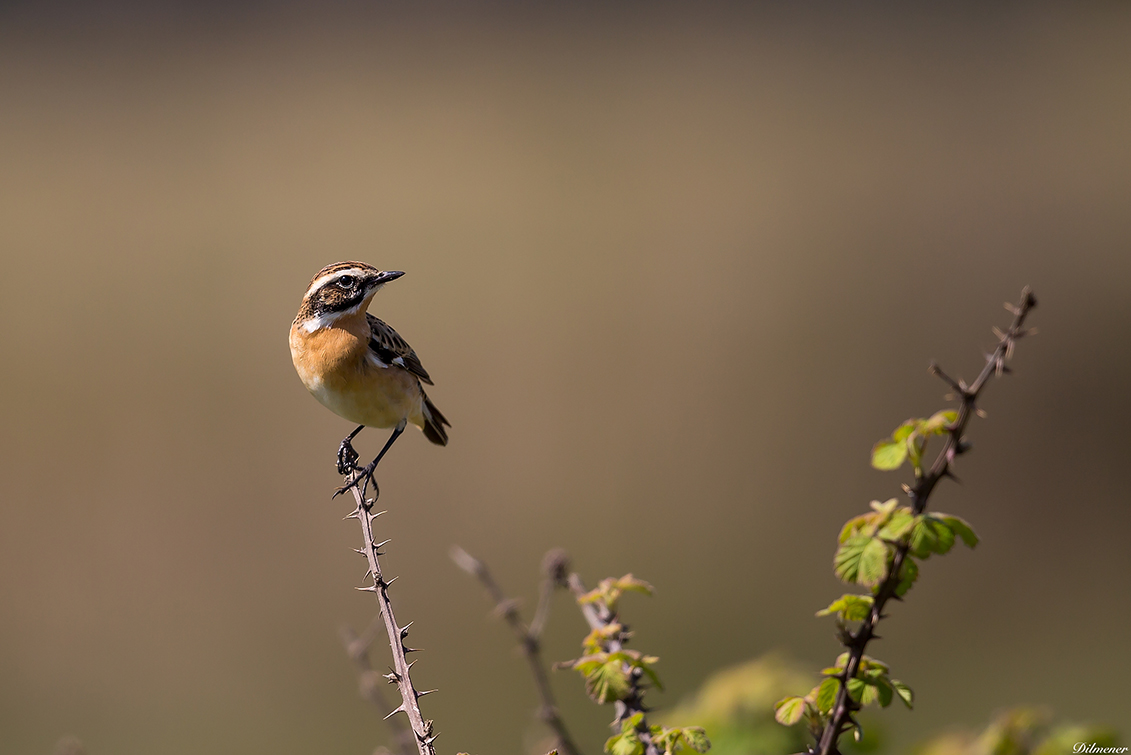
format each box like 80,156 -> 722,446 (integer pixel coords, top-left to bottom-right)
452,546 -> 583,755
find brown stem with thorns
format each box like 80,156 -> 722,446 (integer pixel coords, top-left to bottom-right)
567,573 -> 660,755
815,288 -> 1037,755
340,618 -> 415,755
451,546 -> 583,755
345,479 -> 438,755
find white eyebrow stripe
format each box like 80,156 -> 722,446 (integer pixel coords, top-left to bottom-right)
304,267 -> 370,298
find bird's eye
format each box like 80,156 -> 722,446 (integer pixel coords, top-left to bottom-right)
338,275 -> 355,288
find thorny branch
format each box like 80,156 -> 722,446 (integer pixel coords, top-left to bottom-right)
344,477 -> 439,755
451,546 -> 583,755
815,288 -> 1038,755
567,573 -> 661,755
340,617 -> 414,755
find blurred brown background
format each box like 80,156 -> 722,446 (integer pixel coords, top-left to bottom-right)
1,2 -> 1128,753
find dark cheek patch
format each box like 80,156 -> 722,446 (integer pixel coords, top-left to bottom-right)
308,288 -> 364,316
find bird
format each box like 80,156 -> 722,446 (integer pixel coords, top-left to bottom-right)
289,261 -> 449,498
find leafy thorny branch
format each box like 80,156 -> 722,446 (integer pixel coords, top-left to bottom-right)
344,477 -> 439,755
453,546 -> 710,755
774,288 -> 1038,754
451,546 -> 583,755
560,573 -> 710,755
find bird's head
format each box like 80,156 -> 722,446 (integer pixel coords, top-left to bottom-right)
295,261 -> 404,331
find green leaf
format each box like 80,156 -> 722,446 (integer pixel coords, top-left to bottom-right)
633,655 -> 664,692
857,655 -> 889,674
839,514 -> 872,543
859,678 -> 880,706
846,677 -> 866,703
937,514 -> 979,548
892,420 -> 918,443
834,533 -> 871,584
816,594 -> 875,622
907,434 -> 925,472
773,696 -> 809,723
871,439 -> 907,471
892,679 -> 914,709
874,677 -> 894,708
894,557 -> 919,597
606,712 -> 646,755
878,508 -> 916,541
816,677 -> 839,713
922,409 -> 958,434
869,498 -> 899,517
857,537 -> 890,587
606,731 -> 643,755
582,574 -> 654,611
574,654 -> 631,703
909,516 -> 956,558
679,727 -> 711,753
652,726 -> 712,754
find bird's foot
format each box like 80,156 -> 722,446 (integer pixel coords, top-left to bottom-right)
336,438 -> 360,476
333,460 -> 379,502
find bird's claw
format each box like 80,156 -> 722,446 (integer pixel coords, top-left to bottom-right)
333,462 -> 379,501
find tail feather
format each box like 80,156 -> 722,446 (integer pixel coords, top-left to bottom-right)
421,390 -> 450,446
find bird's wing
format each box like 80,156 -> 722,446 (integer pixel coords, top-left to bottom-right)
366,313 -> 434,385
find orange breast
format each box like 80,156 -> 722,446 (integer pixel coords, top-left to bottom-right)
289,314 -> 424,430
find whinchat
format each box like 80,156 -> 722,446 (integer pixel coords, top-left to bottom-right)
289,262 -> 449,496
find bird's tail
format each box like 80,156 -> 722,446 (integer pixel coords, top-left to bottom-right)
420,390 -> 450,446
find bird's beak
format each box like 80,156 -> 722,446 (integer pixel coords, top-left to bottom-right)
370,270 -> 405,288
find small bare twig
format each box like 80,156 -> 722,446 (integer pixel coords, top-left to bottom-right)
816,287 -> 1037,755
451,546 -> 583,755
567,573 -> 660,755
344,477 -> 438,755
340,617 -> 415,755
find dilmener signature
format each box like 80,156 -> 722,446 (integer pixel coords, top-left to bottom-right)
1074,744 -> 1127,754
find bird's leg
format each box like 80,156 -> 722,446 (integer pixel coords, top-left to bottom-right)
335,419 -> 407,500
337,425 -> 365,475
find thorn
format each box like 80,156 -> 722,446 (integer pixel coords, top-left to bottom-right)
403,646 -> 422,653
406,659 -> 417,670
383,671 -> 399,683
343,508 -> 362,520
1024,326 -> 1039,337
955,439 -> 973,455
929,362 -> 965,395
385,576 -> 398,587
901,483 -> 913,497
356,585 -> 379,593
1004,302 -> 1021,315
416,688 -> 438,698
353,548 -> 367,556
368,509 -> 387,521
976,407 -> 988,418
399,622 -> 413,638
422,733 -> 440,745
942,468 -> 961,484
992,326 -> 1006,341
374,539 -> 392,550
383,704 -> 406,721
